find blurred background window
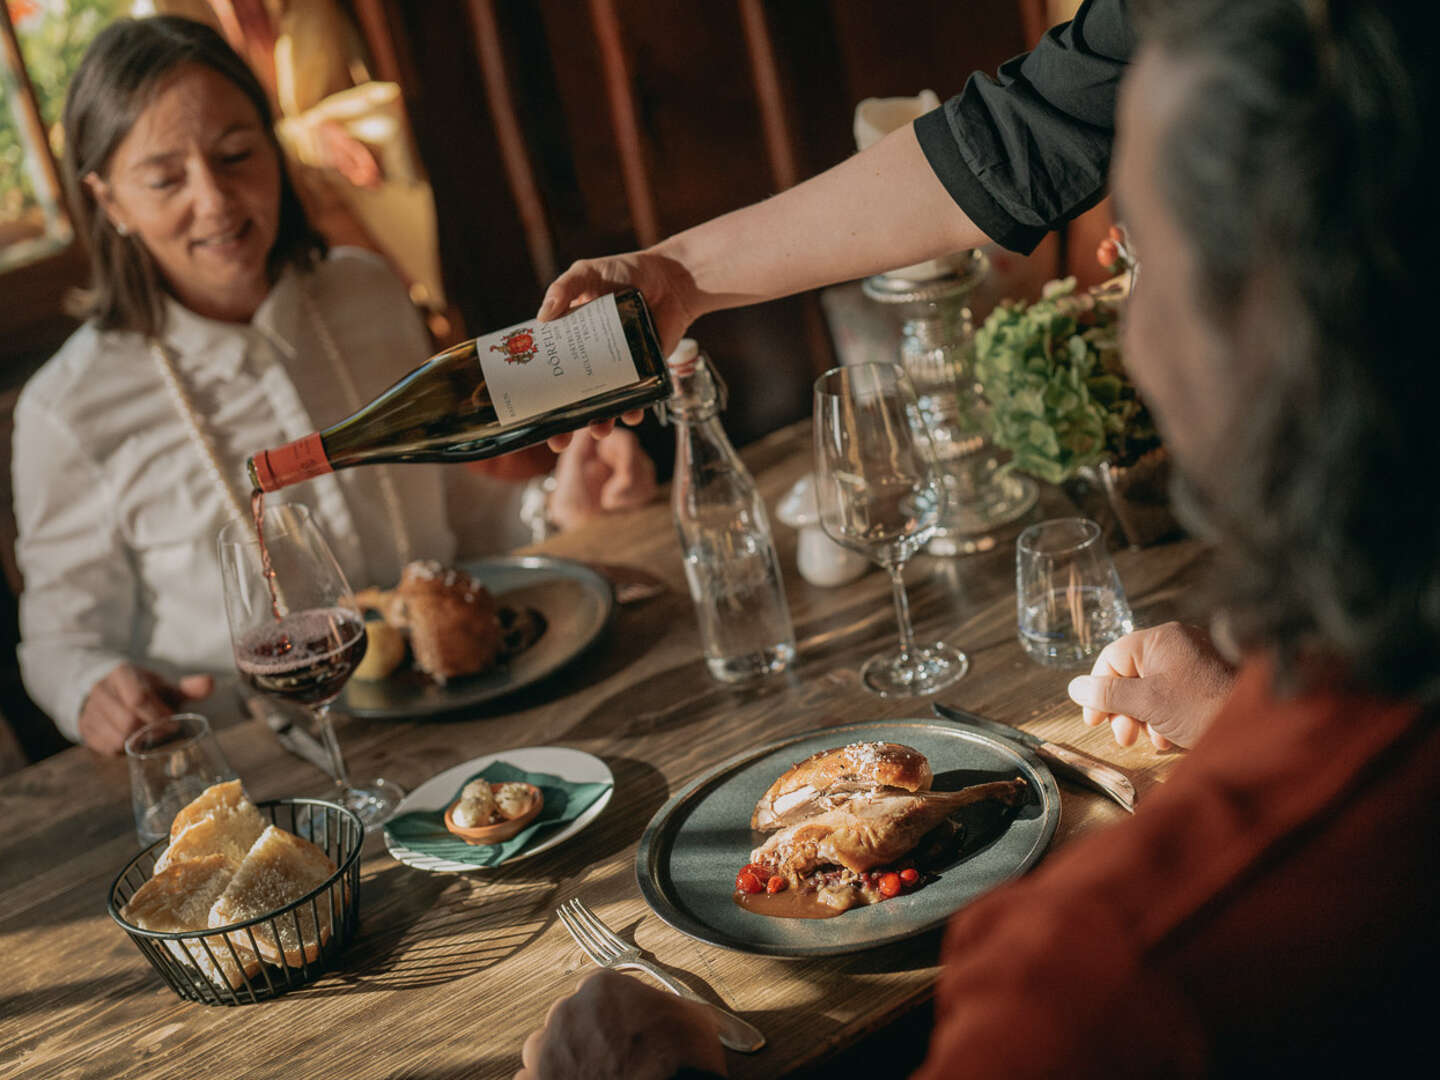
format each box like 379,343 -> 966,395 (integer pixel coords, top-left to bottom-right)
0,0 -> 129,272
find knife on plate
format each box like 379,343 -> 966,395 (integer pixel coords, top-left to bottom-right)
932,703 -> 1137,813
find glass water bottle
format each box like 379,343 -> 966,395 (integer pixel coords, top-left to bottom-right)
666,341 -> 796,682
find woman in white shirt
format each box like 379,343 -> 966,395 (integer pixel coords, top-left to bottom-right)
12,16 -> 653,754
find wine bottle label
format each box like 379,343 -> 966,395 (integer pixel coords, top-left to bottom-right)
475,293 -> 639,425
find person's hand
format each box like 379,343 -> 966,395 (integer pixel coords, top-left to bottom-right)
317,120 -> 383,189
538,249 -> 698,451
78,664 -> 215,755
517,970 -> 726,1080
1066,622 -> 1236,750
548,427 -> 657,530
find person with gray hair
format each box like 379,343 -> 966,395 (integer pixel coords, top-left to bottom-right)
520,1 -> 1440,1074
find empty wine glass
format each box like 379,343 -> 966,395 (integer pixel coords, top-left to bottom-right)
218,503 -> 403,827
813,362 -> 968,697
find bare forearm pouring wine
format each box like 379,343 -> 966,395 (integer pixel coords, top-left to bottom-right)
537,123 -> 990,451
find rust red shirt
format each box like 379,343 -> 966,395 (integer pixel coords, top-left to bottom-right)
916,659 -> 1440,1077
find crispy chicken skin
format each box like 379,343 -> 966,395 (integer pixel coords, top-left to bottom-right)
355,561 -> 501,683
751,779 -> 1029,879
751,742 -> 933,831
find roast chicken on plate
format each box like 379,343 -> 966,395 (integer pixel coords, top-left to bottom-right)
736,741 -> 1028,916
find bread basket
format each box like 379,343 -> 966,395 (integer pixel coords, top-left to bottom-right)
107,798 -> 363,1005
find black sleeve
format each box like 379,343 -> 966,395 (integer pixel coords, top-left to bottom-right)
913,0 -> 1135,254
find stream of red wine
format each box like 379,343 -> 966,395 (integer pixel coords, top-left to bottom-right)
250,487 -> 285,623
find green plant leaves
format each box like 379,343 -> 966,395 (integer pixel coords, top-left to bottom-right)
971,278 -> 1157,485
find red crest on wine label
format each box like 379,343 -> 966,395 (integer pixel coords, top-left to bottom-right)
492,328 -> 538,364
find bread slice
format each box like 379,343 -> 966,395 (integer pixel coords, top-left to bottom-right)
168,779 -> 248,842
120,854 -> 261,990
154,800 -> 267,874
209,825 -> 338,967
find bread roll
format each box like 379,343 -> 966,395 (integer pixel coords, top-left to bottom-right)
751,742 -> 933,830
209,825 -> 338,967
154,799 -> 266,874
120,854 -> 261,990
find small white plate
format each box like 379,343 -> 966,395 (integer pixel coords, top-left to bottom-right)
384,747 -> 614,873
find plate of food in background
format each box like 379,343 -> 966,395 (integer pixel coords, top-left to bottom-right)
635,719 -> 1061,957
340,555 -> 613,719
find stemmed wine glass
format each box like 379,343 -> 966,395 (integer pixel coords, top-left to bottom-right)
813,362 -> 969,697
218,503 -> 403,827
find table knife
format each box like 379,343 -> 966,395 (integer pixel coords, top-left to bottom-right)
239,690 -> 338,780
932,703 -> 1137,813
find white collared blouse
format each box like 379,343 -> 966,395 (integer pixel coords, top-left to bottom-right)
12,248 -> 525,740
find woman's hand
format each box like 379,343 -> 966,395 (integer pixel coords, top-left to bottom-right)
539,249 -> 698,451
517,970 -> 726,1080
1066,622 -> 1236,750
78,664 -> 215,755
548,427 -> 657,531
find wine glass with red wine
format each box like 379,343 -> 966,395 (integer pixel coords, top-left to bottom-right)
218,503 -> 403,827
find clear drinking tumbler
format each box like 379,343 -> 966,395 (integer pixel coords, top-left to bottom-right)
1016,518 -> 1134,667
125,713 -> 237,846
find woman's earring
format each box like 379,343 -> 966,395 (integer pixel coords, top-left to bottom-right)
115,221 -> 130,236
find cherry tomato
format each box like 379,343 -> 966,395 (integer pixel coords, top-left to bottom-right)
736,869 -> 764,894
899,867 -> 920,886
766,875 -> 788,894
878,871 -> 903,899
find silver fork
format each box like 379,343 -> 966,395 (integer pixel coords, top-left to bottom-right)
555,898 -> 765,1053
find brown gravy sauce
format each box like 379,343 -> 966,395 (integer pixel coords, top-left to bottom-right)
734,819 -> 967,920
733,888 -> 849,919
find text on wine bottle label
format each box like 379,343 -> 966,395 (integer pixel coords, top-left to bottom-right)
476,293 -> 639,425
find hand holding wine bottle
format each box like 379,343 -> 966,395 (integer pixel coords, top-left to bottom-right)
249,291 -> 670,493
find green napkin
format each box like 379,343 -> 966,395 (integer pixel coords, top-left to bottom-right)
386,761 -> 612,868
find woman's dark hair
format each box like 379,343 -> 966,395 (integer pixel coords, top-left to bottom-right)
1135,0 -> 1439,699
61,16 -> 325,336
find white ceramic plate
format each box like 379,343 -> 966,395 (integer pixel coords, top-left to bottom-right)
384,747 -> 614,873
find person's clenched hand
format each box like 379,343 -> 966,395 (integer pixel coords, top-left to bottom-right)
517,970 -> 726,1080
548,427 -> 657,530
1066,622 -> 1236,750
78,663 -> 215,754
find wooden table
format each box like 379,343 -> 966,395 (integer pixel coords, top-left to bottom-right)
0,421 -> 1214,1080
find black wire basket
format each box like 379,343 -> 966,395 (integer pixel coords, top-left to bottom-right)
107,798 -> 363,1005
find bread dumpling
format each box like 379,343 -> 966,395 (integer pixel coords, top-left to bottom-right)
751,742 -> 933,831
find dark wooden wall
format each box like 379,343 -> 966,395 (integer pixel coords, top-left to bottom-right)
349,0 -> 1047,466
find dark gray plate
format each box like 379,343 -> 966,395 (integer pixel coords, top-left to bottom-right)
635,718 -> 1061,958
341,555 -> 613,719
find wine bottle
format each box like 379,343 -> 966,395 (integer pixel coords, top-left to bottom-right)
247,289 -> 669,492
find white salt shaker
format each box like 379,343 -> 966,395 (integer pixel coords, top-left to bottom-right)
775,474 -> 870,587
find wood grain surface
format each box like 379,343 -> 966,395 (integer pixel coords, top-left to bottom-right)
0,421 -> 1213,1080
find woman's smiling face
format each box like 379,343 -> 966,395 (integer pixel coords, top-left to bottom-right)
86,63 -> 281,323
